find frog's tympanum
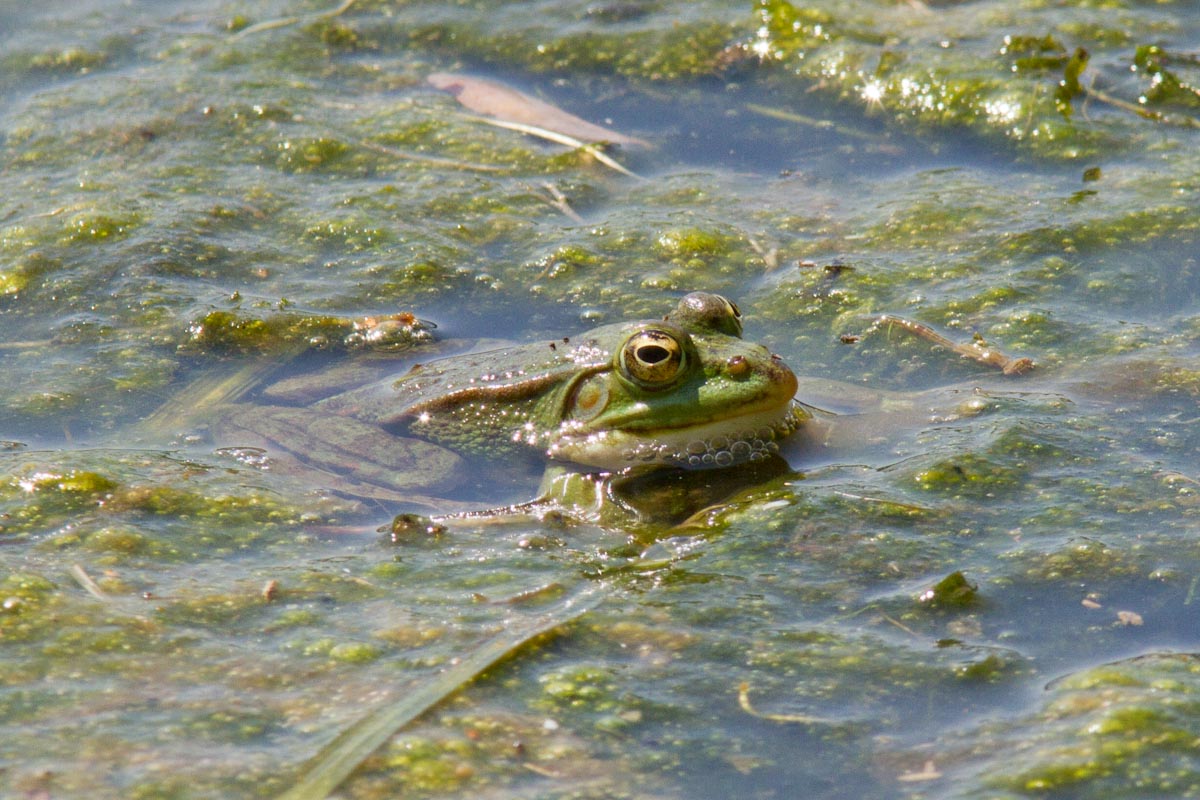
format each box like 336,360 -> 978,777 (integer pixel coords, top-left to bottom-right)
218,293 -> 807,519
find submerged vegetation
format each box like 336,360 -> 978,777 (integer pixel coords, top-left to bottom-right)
1,0 -> 1199,797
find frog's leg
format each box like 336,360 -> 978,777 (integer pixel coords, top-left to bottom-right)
216,405 -> 468,512
140,358 -> 274,441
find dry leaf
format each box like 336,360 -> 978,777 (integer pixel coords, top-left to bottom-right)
428,72 -> 649,149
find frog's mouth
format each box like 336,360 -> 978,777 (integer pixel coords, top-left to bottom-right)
546,400 -> 809,471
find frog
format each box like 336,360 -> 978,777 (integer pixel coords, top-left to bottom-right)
213,292 -> 809,519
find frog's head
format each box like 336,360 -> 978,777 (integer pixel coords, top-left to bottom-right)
539,293 -> 805,470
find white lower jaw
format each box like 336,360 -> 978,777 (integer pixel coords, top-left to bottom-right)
546,401 -> 808,471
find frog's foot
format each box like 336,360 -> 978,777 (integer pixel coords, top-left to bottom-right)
440,459 -> 796,531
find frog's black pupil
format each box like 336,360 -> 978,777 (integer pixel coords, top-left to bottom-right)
638,345 -> 670,364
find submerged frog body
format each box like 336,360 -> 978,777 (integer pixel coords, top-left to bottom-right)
219,293 -> 807,509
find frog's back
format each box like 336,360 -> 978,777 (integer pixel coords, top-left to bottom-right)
313,331 -> 616,436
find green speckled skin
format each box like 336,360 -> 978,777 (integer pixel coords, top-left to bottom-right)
285,293 -> 803,474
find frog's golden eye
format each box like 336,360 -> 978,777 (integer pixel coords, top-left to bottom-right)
621,330 -> 685,387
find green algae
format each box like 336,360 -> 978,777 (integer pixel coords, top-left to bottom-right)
329,641 -> 383,663
1135,45 -> 1200,111
743,0 -> 1199,158
0,1 -> 1198,798
409,19 -> 739,81
911,653 -> 1200,798
913,454 -> 1027,498
12,46 -> 110,74
346,0 -> 1200,158
920,571 -> 979,609
183,307 -> 433,355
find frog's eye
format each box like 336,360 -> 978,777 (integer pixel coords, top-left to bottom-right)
621,330 -> 685,387
723,296 -> 741,320
675,292 -> 743,337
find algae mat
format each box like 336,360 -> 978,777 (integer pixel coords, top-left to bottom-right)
2,1 -> 1200,798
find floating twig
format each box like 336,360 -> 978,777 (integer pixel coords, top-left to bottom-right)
538,182 -> 585,222
880,613 -> 920,638
744,102 -> 880,142
69,563 -> 154,621
466,115 -> 643,179
1081,78 -> 1200,130
736,682 -> 835,725
871,315 -> 1034,375
69,563 -> 110,602
747,236 -> 781,271
352,136 -> 508,173
231,0 -> 360,40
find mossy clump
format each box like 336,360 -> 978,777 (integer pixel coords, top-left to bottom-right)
176,709 -> 281,743
34,470 -> 119,496
1,471 -> 119,534
63,211 -> 140,243
275,136 -> 351,173
919,570 -> 978,609
655,227 -> 737,261
954,652 -> 1011,682
536,665 -> 621,713
913,454 -> 1025,498
1,572 -> 56,602
306,20 -> 361,50
1135,45 -> 1200,112
409,21 -> 738,80
328,641 -> 383,663
968,654 -> 1200,796
302,218 -> 393,250
81,526 -> 151,555
183,309 -> 432,355
26,47 -> 108,73
740,0 -> 1198,158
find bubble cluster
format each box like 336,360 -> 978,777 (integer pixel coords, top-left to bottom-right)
618,402 -> 806,469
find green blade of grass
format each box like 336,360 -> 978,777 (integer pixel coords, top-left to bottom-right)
275,579 -> 608,800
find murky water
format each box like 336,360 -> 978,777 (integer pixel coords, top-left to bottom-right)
3,1 -> 1200,798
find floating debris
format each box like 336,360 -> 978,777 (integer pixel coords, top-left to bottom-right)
428,72 -> 649,149
871,315 -> 1035,375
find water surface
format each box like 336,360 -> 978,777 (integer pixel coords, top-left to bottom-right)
2,1 -> 1200,797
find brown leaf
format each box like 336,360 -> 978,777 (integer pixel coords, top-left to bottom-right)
428,72 -> 649,149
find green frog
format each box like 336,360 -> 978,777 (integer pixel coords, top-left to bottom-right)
215,292 -> 808,517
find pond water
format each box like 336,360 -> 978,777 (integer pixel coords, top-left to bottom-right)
3,1 -> 1200,798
